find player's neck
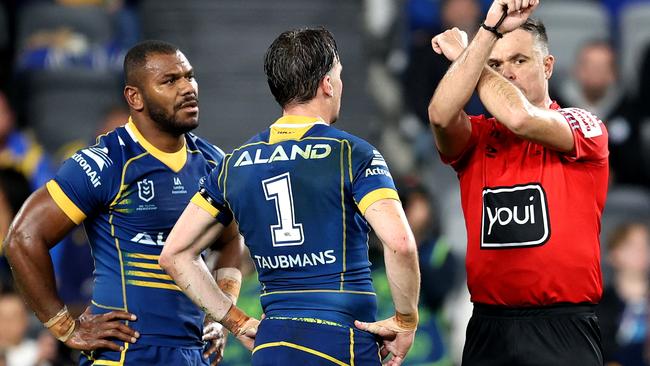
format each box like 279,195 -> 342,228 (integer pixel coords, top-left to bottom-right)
283,103 -> 332,125
131,115 -> 185,153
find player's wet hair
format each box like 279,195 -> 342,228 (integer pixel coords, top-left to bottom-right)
519,18 -> 549,55
124,40 -> 179,87
264,27 -> 339,108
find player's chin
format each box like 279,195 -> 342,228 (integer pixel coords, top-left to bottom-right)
177,111 -> 200,129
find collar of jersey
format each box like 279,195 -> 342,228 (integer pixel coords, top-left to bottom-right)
125,118 -> 187,173
271,115 -> 328,128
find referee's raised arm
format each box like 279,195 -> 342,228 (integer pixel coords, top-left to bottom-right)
428,0 -> 539,159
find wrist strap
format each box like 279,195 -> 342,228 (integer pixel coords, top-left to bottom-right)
480,23 -> 504,39
395,311 -> 419,332
44,306 -> 76,342
481,4 -> 509,39
220,303 -> 250,336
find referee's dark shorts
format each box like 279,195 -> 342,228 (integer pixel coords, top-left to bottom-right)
462,303 -> 603,366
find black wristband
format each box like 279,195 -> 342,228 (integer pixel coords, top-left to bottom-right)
480,23 -> 503,39
481,4 -> 509,39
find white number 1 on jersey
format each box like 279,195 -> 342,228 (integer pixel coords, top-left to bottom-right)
262,172 -> 304,246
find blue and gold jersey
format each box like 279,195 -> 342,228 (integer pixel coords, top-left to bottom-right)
194,115 -> 399,327
47,119 -> 225,349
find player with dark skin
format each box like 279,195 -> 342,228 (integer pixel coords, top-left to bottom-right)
4,49 -> 240,362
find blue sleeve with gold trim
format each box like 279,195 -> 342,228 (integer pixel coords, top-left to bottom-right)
192,159 -> 233,226
349,139 -> 399,215
47,134 -> 120,224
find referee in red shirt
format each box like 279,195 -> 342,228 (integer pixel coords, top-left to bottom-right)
428,0 -> 607,365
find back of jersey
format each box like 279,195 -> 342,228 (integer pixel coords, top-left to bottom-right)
200,116 -> 399,326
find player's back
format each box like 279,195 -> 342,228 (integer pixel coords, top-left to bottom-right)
204,116 -> 399,326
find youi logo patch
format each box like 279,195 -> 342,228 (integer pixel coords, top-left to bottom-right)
481,184 -> 550,249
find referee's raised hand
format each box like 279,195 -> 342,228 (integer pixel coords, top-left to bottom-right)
485,0 -> 540,34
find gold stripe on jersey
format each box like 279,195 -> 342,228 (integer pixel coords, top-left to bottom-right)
126,279 -> 181,291
339,140 -> 347,290
357,188 -> 400,215
191,192 -> 220,217
126,118 -> 187,173
349,328 -> 355,366
46,180 -> 87,225
253,341 -> 348,366
260,289 -> 376,297
124,252 -> 159,261
125,270 -> 173,281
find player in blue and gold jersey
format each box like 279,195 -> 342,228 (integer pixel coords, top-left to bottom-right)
161,28 -> 421,366
5,41 -> 243,365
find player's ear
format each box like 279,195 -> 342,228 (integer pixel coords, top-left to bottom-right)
320,74 -> 334,98
124,85 -> 144,111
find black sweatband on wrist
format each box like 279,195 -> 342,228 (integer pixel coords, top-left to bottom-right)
480,23 -> 503,39
481,4 -> 509,39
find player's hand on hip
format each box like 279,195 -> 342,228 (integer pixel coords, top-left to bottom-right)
234,317 -> 260,351
431,27 -> 468,62
202,321 -> 227,365
485,0 -> 539,34
355,317 -> 416,366
64,307 -> 139,352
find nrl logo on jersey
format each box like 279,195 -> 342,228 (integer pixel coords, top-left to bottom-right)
233,144 -> 332,167
137,179 -> 155,202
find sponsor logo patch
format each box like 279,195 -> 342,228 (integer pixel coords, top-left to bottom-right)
560,108 -> 603,138
481,184 -> 550,248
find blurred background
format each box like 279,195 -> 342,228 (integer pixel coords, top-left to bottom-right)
0,0 -> 649,365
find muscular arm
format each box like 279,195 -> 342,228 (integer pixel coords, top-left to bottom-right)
428,29 -> 498,158
5,187 -> 138,350
477,66 -> 574,152
159,202 -> 234,321
364,199 -> 420,318
4,187 -> 77,322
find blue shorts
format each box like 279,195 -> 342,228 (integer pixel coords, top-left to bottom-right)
79,343 -> 208,366
251,318 -> 381,366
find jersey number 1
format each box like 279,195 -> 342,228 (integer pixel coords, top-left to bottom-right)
262,172 -> 304,247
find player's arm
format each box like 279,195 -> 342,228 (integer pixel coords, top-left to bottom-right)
4,187 -> 138,352
477,66 -> 574,152
355,198 -> 420,366
202,222 -> 245,364
159,200 -> 258,350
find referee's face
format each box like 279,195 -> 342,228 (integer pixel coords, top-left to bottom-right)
487,29 -> 553,108
140,51 -> 200,135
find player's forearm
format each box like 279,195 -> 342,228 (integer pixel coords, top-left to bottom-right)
384,242 -> 421,316
163,252 -> 234,321
478,66 -> 533,133
4,229 -> 64,322
428,29 -> 498,128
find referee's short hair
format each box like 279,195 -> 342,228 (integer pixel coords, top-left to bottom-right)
519,18 -> 549,55
124,40 -> 179,87
264,27 -> 339,108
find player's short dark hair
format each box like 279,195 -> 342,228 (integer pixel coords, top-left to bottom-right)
519,18 -> 549,55
124,40 -> 179,87
264,27 -> 339,108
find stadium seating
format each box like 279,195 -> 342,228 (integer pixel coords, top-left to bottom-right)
534,1 -> 609,88
620,2 -> 650,96
16,3 -> 112,53
23,70 -> 122,153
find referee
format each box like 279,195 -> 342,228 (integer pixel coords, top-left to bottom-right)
428,0 -> 607,365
